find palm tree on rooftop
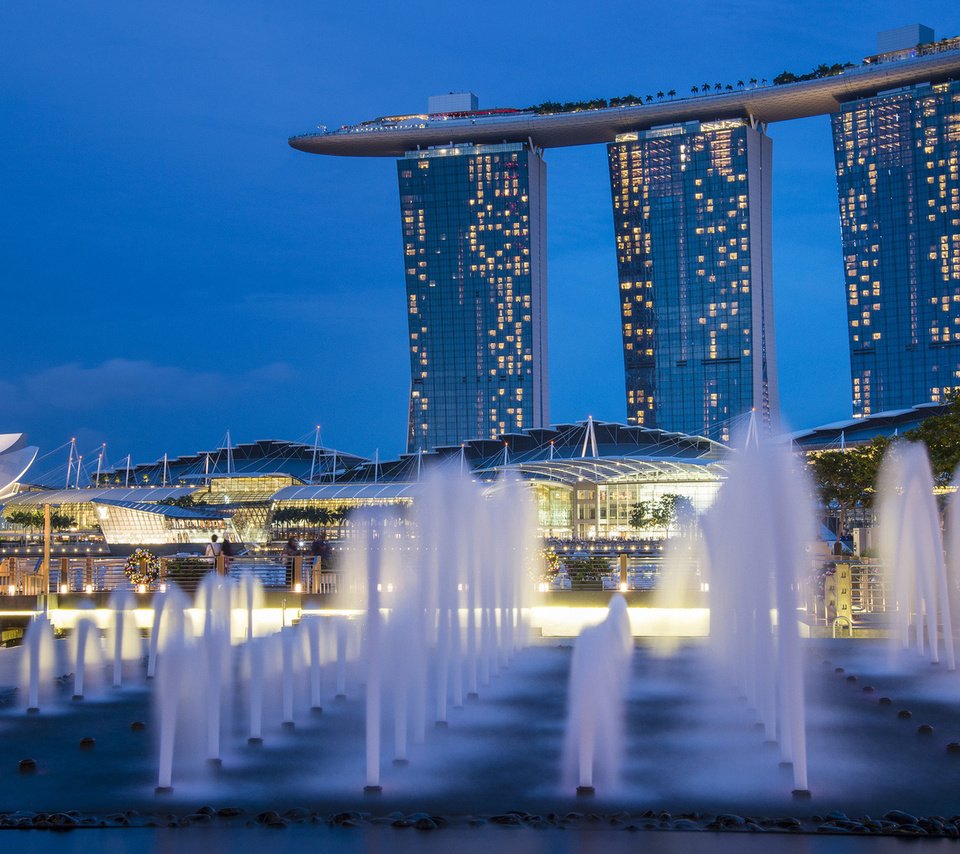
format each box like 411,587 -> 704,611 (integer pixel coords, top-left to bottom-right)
656,90 -> 664,100
667,89 -> 676,99
714,82 -> 722,91
725,84 -> 733,91
749,77 -> 757,87
646,94 -> 653,102
691,85 -> 699,94
737,79 -> 744,89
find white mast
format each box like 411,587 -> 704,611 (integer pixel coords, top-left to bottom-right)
310,425 -> 321,483
65,438 -> 76,489
125,454 -> 131,488
74,455 -> 83,489
95,444 -> 105,487
226,430 -> 234,475
162,453 -> 169,487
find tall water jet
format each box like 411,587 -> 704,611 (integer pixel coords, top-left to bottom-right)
70,606 -> 103,701
246,636 -> 266,745
280,625 -> 296,730
22,615 -> 55,713
233,572 -> 264,642
155,626 -> 188,794
106,589 -> 140,689
147,586 -> 190,679
878,441 -> 956,669
302,616 -> 324,712
703,438 -> 813,796
364,525 -> 383,793
563,595 -> 633,796
196,573 -> 233,763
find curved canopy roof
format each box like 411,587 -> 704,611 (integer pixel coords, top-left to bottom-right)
5,486 -> 196,506
0,444 -> 39,500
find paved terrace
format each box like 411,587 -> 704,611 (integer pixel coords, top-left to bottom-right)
289,46 -> 960,157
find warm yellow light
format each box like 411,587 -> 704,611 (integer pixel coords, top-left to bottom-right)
85,584 -> 93,594
294,583 -> 303,594
7,585 -> 15,596
59,584 -> 69,594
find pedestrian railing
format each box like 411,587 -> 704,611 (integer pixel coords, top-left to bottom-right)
0,554 -> 340,595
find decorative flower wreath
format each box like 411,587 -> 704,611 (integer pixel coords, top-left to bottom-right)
124,548 -> 161,586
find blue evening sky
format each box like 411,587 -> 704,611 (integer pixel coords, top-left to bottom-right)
1,1 -> 958,480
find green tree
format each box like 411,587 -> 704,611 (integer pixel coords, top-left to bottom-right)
904,394 -> 960,486
808,437 -> 888,546
628,494 -> 694,535
158,494 -> 208,509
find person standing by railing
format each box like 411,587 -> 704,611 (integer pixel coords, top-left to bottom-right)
281,536 -> 299,589
206,534 -> 224,575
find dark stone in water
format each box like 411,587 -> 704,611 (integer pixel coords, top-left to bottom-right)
822,660 -> 832,666
18,759 -> 37,774
79,737 -> 95,750
884,810 -> 918,825
862,686 -> 875,693
248,737 -> 263,746
130,721 -> 146,731
918,724 -> 935,735
792,790 -> 812,800
414,817 -> 438,830
897,710 -> 912,719
284,808 -> 310,821
217,807 -> 244,817
879,697 -> 893,705
846,675 -> 858,683
195,806 -> 215,816
489,814 -> 523,826
362,785 -> 382,795
834,667 -> 845,673
392,758 -> 409,767
946,742 -> 960,754
257,811 -> 283,824
575,786 -> 595,797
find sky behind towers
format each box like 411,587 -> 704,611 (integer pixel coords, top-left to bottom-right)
1,1 -> 958,482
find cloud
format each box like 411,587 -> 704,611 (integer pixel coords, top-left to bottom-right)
1,359 -> 299,415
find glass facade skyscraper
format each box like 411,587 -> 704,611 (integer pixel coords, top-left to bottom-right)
397,142 -> 548,452
608,120 -> 779,442
833,81 -> 960,417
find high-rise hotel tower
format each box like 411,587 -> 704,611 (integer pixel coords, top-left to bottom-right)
608,120 -> 778,441
833,73 -> 960,416
398,139 -> 548,452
